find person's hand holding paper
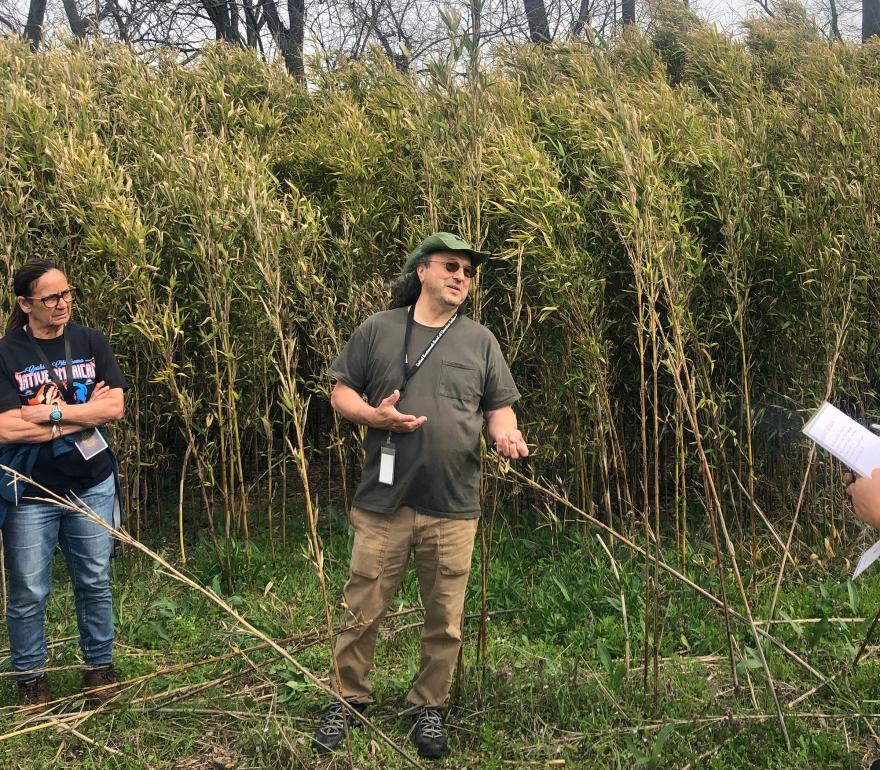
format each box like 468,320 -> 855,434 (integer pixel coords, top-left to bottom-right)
803,402 -> 880,478
803,402 -> 880,578
846,468 -> 880,530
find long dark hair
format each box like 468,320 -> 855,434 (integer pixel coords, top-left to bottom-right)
7,260 -> 62,334
388,254 -> 429,309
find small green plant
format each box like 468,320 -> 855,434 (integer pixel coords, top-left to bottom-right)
625,724 -> 676,768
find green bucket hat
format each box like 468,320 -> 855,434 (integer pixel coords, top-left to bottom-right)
402,232 -> 490,274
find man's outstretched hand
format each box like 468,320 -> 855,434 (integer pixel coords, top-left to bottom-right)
495,429 -> 529,460
371,390 -> 427,433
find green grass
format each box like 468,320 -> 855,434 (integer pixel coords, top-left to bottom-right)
0,510 -> 877,769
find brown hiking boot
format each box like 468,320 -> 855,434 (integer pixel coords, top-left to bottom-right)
81,664 -> 118,703
17,675 -> 50,707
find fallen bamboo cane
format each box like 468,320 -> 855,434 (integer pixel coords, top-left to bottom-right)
0,467 -> 425,769
494,464 -> 828,685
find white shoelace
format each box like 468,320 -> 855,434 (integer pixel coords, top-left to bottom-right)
320,703 -> 348,736
416,708 -> 444,739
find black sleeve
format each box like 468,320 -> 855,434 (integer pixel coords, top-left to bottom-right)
328,319 -> 373,395
0,345 -> 22,413
480,333 -> 520,411
91,329 -> 130,391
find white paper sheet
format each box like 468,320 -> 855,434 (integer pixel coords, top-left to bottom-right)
802,402 -> 880,479
802,402 -> 880,580
854,538 -> 880,579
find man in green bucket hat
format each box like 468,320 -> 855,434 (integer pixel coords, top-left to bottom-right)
314,232 -> 529,759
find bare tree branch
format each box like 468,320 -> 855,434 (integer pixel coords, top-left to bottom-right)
24,0 -> 49,49
751,0 -> 776,17
201,0 -> 242,42
523,0 -> 551,41
865,0 -> 880,40
828,0 -> 841,38
571,0 -> 593,36
0,12 -> 18,32
262,0 -> 304,79
61,0 -> 89,38
242,0 -> 263,48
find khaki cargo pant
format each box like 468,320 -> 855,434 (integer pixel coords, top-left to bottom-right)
328,505 -> 479,707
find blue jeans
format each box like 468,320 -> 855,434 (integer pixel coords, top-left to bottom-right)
3,473 -> 116,679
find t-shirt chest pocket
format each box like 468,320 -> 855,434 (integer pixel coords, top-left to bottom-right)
439,360 -> 481,403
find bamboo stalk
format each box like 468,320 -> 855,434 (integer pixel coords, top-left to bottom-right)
650,297 -> 662,708
654,255 -> 789,748
496,465 -> 827,684
177,442 -> 192,565
0,469 -> 425,769
596,535 -> 630,672
477,468 -> 500,681
767,289 -> 853,623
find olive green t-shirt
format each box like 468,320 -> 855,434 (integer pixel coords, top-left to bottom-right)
329,307 -> 520,519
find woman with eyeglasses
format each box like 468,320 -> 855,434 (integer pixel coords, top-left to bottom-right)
0,260 -> 128,706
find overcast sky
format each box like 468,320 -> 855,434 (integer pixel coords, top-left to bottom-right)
2,0 -> 865,51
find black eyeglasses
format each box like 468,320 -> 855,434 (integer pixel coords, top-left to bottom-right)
426,260 -> 475,279
25,288 -> 76,308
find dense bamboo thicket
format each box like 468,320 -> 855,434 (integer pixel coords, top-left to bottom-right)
1,2 -> 879,565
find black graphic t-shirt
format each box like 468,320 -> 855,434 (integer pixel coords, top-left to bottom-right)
0,322 -> 129,495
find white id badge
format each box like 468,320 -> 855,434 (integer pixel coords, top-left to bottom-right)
73,428 -> 109,460
379,443 -> 396,485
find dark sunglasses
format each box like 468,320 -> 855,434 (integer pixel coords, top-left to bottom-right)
427,260 -> 475,279
25,288 -> 76,308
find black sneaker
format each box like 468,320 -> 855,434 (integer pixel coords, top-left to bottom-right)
313,701 -> 369,754
412,707 -> 448,759
17,675 -> 49,707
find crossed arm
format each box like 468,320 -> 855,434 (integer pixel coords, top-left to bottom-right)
0,382 -> 124,444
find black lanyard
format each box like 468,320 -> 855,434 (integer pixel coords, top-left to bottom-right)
399,304 -> 458,396
26,325 -> 75,404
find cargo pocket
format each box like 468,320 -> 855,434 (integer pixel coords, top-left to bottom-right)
350,543 -> 384,579
349,507 -> 388,579
438,519 -> 478,576
439,361 -> 481,404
